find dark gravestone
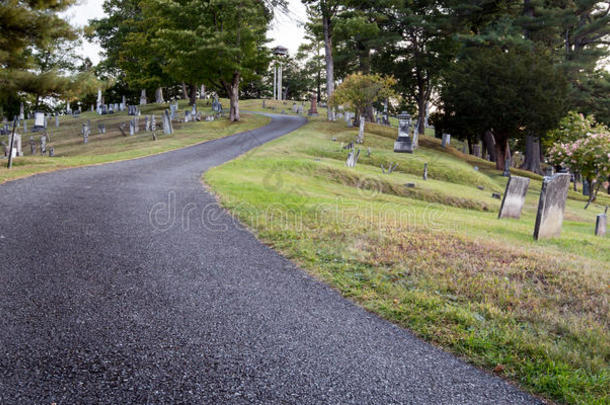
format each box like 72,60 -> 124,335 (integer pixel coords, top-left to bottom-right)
533,173 -> 571,240
595,214 -> 607,237
503,158 -> 511,177
473,144 -> 481,158
498,176 -> 530,219
394,112 -> 414,153
583,179 -> 590,196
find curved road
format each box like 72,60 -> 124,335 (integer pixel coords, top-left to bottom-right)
0,114 -> 539,404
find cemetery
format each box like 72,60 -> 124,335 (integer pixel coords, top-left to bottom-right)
0,100 -> 269,183
1,0 -> 609,404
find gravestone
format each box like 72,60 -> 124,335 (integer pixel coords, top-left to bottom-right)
140,89 -> 147,105
119,123 -> 128,137
134,116 -> 139,133
185,110 -> 191,123
292,103 -> 298,113
533,173 -> 571,240
442,133 -> 451,148
151,114 -> 156,132
12,132 -> 23,156
33,112 -> 45,131
308,94 -> 318,116
82,122 -> 90,144
583,179 -> 590,196
346,148 -> 360,168
145,116 -> 151,131
498,176 -> 530,219
129,119 -> 135,136
98,123 -> 106,134
29,136 -> 36,155
357,117 -> 365,144
48,146 -> 54,157
163,110 -> 173,135
170,103 -> 178,120
473,144 -> 481,158
503,158 -> 511,177
19,102 -> 24,120
394,112 -> 414,153
595,214 -> 607,237
423,163 -> 428,180
40,135 -> 47,154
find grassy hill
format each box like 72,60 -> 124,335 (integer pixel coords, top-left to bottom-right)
206,110 -> 610,405
0,99 -> 269,184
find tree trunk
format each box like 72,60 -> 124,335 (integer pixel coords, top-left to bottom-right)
322,13 -> 335,121
482,130 -> 496,162
493,133 -> 509,170
224,72 -> 241,122
417,98 -> 426,135
181,83 -> 189,99
189,84 -> 197,106
584,179 -> 601,210
520,134 -> 542,174
316,69 -> 321,102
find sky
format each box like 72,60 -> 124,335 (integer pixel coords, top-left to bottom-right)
63,0 -> 308,64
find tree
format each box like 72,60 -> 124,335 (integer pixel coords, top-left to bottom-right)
141,0 -> 271,121
90,0 -> 171,103
302,0 -> 342,121
0,0 -> 79,116
548,112 -> 610,208
297,6 -> 327,102
329,73 -> 397,120
442,47 -> 568,171
376,0 -> 459,135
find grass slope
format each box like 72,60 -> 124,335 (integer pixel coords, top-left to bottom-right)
206,114 -> 610,405
0,99 -> 270,184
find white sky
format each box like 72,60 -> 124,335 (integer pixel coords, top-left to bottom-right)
63,0 -> 308,64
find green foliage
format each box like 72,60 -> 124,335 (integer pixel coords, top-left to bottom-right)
0,0 -> 81,116
329,73 -> 397,118
137,0 -> 271,119
442,46 -> 568,144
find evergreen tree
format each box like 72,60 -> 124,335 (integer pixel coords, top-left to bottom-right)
0,0 -> 79,116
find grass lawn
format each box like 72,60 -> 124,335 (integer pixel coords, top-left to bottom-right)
0,99 -> 270,184
205,113 -> 610,404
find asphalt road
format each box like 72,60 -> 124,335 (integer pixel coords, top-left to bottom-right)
0,114 -> 541,404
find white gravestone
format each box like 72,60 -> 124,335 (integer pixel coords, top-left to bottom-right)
533,174 -> 571,240
498,176 -> 530,219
